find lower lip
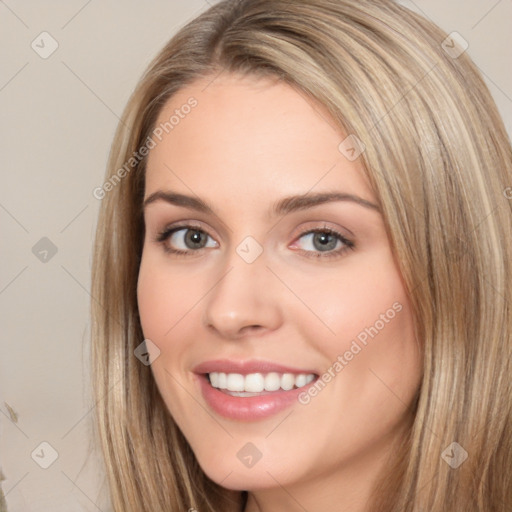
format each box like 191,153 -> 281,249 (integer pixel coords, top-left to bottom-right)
196,374 -> 314,421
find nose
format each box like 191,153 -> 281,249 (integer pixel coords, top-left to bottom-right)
202,247 -> 283,340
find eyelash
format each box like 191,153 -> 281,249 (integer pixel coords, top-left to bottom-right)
154,223 -> 355,260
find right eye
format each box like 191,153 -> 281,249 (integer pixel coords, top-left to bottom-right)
155,224 -> 218,256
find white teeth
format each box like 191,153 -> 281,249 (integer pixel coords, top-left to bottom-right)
281,373 -> 295,391
208,372 -> 316,393
245,373 -> 265,392
218,372 -> 227,389
226,373 -> 245,392
295,374 -> 307,387
264,372 -> 281,391
209,372 -> 220,388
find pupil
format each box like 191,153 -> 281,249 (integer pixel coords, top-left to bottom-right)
187,230 -> 205,248
314,232 -> 336,251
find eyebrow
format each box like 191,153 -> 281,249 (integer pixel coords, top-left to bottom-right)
142,190 -> 380,216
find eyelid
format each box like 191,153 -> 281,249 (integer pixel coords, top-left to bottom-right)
155,220 -> 214,241
290,220 -> 352,241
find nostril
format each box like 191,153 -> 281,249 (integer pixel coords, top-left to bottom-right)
241,325 -> 263,335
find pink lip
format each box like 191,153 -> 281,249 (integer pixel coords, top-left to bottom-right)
193,359 -> 317,375
192,359 -> 319,421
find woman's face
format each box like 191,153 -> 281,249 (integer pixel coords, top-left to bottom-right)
137,73 -> 422,506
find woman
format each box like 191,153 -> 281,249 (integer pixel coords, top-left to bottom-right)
90,0 -> 512,510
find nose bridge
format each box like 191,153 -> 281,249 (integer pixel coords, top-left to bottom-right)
202,236 -> 282,338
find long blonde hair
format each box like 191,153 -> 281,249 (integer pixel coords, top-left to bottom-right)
90,0 -> 512,510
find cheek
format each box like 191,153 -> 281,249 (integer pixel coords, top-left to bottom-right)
136,253 -> 202,341
136,255 -> 203,426
293,248 -> 421,409
291,247 -> 414,354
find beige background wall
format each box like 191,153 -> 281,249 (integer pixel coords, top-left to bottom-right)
1,1 -> 511,511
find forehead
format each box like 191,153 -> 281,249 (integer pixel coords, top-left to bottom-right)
144,73 -> 374,206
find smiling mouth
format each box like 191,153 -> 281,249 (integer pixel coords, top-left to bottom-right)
206,371 -> 318,397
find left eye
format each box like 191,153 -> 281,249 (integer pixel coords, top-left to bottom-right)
158,226 -> 217,253
292,229 -> 354,257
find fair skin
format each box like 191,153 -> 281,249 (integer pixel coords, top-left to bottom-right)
137,73 -> 422,512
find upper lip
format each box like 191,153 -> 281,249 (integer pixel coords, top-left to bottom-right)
193,359 -> 318,376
